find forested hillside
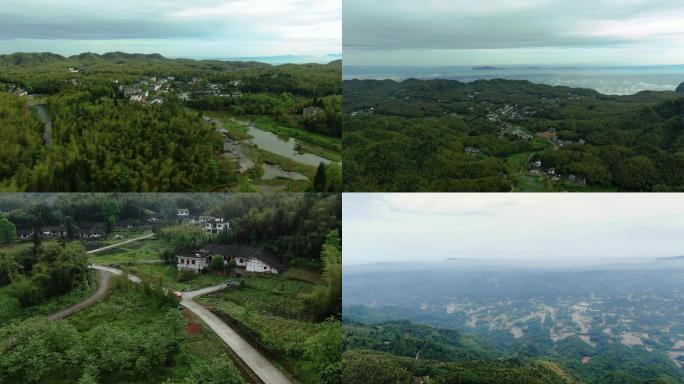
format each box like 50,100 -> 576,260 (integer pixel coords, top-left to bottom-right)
0,53 -> 341,191
344,321 -> 579,384
343,79 -> 684,192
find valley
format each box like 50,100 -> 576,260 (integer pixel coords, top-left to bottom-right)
343,263 -> 684,383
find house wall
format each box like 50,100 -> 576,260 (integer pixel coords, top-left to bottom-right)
245,257 -> 278,274
176,257 -> 208,273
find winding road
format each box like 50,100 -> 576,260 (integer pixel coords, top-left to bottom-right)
181,287 -> 294,384
49,235 -> 293,384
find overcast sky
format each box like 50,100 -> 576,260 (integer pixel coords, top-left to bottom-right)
0,0 -> 341,59
343,194 -> 684,265
344,0 -> 684,66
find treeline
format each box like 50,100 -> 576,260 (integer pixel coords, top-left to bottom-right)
343,78 -> 684,191
214,193 -> 341,268
0,90 -> 236,191
0,242 -> 90,312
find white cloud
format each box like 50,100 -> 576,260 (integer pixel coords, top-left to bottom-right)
343,194 -> 684,265
344,0 -> 684,65
0,0 -> 341,58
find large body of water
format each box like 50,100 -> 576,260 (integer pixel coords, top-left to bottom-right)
344,65 -> 684,95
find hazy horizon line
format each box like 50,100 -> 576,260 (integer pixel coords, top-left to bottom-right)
343,63 -> 684,68
0,50 -> 342,64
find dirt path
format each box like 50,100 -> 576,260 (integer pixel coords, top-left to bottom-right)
48,269 -> 112,321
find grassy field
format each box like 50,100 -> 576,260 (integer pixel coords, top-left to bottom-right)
197,272 -> 333,384
87,237 -> 168,264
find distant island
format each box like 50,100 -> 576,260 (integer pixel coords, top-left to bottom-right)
472,65 -> 501,70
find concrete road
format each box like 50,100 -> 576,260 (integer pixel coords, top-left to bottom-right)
90,264 -> 142,284
181,286 -> 294,384
87,233 -> 154,255
47,261 -> 293,384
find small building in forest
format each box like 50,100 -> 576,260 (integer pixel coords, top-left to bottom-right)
195,216 -> 229,235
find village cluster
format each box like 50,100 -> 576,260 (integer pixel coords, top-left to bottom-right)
118,75 -> 244,105
174,208 -> 284,275
7,206 -> 283,276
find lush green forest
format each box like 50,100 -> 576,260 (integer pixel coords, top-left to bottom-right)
0,52 -> 341,192
343,79 -> 684,191
344,321 -> 579,384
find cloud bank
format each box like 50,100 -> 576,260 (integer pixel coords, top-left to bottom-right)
344,0 -> 684,65
343,194 -> 684,265
0,0 -> 341,59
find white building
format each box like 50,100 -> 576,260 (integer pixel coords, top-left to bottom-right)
176,250 -> 211,273
176,244 -> 284,274
177,209 -> 190,219
196,216 -> 229,235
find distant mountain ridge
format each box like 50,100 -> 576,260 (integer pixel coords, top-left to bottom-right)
0,51 -> 339,67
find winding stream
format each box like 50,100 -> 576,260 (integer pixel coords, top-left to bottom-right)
31,104 -> 52,145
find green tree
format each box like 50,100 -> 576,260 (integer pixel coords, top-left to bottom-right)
225,258 -> 237,274
313,163 -> 328,192
0,217 -> 16,243
301,230 -> 341,319
614,156 -> 657,191
64,215 -> 75,240
306,318 -> 342,384
210,255 -> 224,272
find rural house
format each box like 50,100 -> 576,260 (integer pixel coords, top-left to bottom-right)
177,209 -> 190,219
176,244 -> 285,274
74,222 -> 106,239
195,216 -> 229,235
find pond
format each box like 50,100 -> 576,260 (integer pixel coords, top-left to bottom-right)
261,163 -> 308,181
233,119 -> 332,167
